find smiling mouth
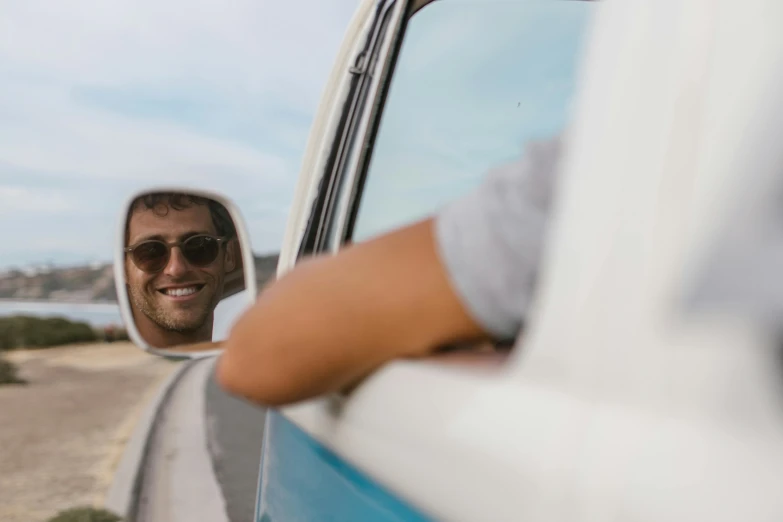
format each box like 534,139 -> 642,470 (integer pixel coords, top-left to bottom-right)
158,284 -> 205,297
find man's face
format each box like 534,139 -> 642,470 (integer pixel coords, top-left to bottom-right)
125,202 -> 236,338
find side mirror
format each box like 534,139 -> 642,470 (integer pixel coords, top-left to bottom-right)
115,188 -> 256,358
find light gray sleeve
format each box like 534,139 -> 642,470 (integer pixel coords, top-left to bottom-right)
434,135 -> 562,341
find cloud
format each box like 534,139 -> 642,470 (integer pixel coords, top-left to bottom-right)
0,0 -> 595,269
0,186 -> 76,215
0,0 -> 357,108
0,84 -> 289,184
0,0 -> 359,268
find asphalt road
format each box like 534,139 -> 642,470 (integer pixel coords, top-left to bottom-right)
204,364 -> 268,522
134,358 -> 228,522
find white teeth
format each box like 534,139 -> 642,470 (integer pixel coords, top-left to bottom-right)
165,286 -> 198,297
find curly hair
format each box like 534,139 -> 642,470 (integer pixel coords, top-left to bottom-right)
125,192 -> 236,244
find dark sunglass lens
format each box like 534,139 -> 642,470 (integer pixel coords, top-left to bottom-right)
183,236 -> 220,266
133,241 -> 169,272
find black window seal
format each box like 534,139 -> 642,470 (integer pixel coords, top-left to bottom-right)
339,0 -> 417,244
340,0 -> 599,244
296,0 -> 399,259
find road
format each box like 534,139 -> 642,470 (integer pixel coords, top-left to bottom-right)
134,358 -> 228,521
0,343 -> 178,522
0,342 -> 266,522
134,356 -> 267,522
204,363 -> 267,522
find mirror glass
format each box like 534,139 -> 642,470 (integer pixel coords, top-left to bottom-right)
119,190 -> 255,352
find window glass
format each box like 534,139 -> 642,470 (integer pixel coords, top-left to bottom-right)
351,0 -> 594,242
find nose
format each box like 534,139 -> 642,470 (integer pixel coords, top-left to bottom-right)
163,246 -> 191,278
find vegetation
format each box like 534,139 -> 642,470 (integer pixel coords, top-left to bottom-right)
0,251 -> 277,351
0,355 -> 24,385
102,326 -> 130,343
0,315 -> 98,351
46,506 -> 123,522
0,252 -> 279,302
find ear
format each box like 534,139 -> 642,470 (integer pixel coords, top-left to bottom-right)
224,240 -> 237,273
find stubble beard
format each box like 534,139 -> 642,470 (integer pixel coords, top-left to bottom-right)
129,284 -> 218,334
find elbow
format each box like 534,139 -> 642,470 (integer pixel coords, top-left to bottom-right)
213,308 -> 288,407
215,352 -> 298,407
215,354 -> 291,408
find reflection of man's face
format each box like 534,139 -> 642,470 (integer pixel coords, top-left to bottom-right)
125,202 -> 236,345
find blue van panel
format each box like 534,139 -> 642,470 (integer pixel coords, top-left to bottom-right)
256,410 -> 435,522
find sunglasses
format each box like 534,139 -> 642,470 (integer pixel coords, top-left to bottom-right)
125,234 -> 228,273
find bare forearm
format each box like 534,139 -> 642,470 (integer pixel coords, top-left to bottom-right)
216,218 -> 487,406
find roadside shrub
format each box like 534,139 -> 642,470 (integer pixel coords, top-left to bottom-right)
47,506 -> 123,522
96,325 -> 130,343
0,315 -> 98,350
0,355 -> 24,385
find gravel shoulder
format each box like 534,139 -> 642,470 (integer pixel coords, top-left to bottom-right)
0,342 -> 180,522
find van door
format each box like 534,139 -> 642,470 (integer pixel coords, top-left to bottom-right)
259,0 -> 596,520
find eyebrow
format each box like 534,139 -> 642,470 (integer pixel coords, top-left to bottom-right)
129,230 -> 215,245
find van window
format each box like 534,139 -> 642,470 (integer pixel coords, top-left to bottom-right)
350,0 -> 594,242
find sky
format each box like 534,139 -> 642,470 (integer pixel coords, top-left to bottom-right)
0,0 -> 594,270
0,0 -> 359,269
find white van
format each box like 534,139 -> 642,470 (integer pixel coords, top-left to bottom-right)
114,0 -> 783,520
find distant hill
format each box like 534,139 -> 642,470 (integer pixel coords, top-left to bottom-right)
0,253 -> 280,303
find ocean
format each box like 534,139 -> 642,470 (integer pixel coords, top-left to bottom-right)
0,290 -> 252,340
0,300 -> 124,328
